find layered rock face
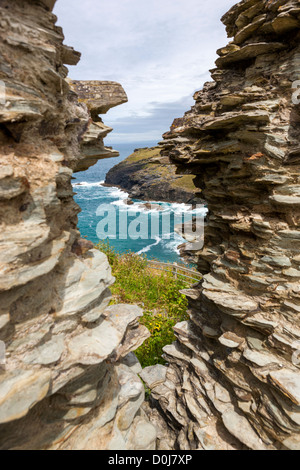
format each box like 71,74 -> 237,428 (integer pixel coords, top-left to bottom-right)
0,0 -> 156,450
145,0 -> 300,450
105,146 -> 201,204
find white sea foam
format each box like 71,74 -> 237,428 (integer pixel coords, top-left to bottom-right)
73,181 -> 105,188
167,202 -> 207,215
111,199 -> 131,209
162,233 -> 185,254
107,187 -> 129,199
136,200 -> 207,216
105,191 -> 207,218
136,236 -> 161,255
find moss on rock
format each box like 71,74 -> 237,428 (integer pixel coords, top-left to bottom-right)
105,147 -> 202,204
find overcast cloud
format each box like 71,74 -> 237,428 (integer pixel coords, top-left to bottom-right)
54,0 -> 236,144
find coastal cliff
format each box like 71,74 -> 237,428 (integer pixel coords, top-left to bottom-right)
105,147 -> 201,204
0,0 -> 156,450
143,0 -> 300,451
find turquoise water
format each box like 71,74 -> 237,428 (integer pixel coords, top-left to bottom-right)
73,142 -> 205,264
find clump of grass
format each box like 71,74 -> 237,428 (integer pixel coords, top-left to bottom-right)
97,240 -> 189,368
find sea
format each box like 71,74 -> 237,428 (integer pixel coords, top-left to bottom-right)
73,142 -> 206,264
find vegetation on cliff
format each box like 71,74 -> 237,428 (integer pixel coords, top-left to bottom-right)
97,241 -> 188,367
105,146 -> 201,203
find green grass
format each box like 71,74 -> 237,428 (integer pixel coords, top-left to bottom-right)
125,147 -> 161,164
96,240 -> 189,368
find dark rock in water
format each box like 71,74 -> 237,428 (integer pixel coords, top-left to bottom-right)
124,198 -> 134,205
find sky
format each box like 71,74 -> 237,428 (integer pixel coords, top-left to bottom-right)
54,0 -> 237,144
